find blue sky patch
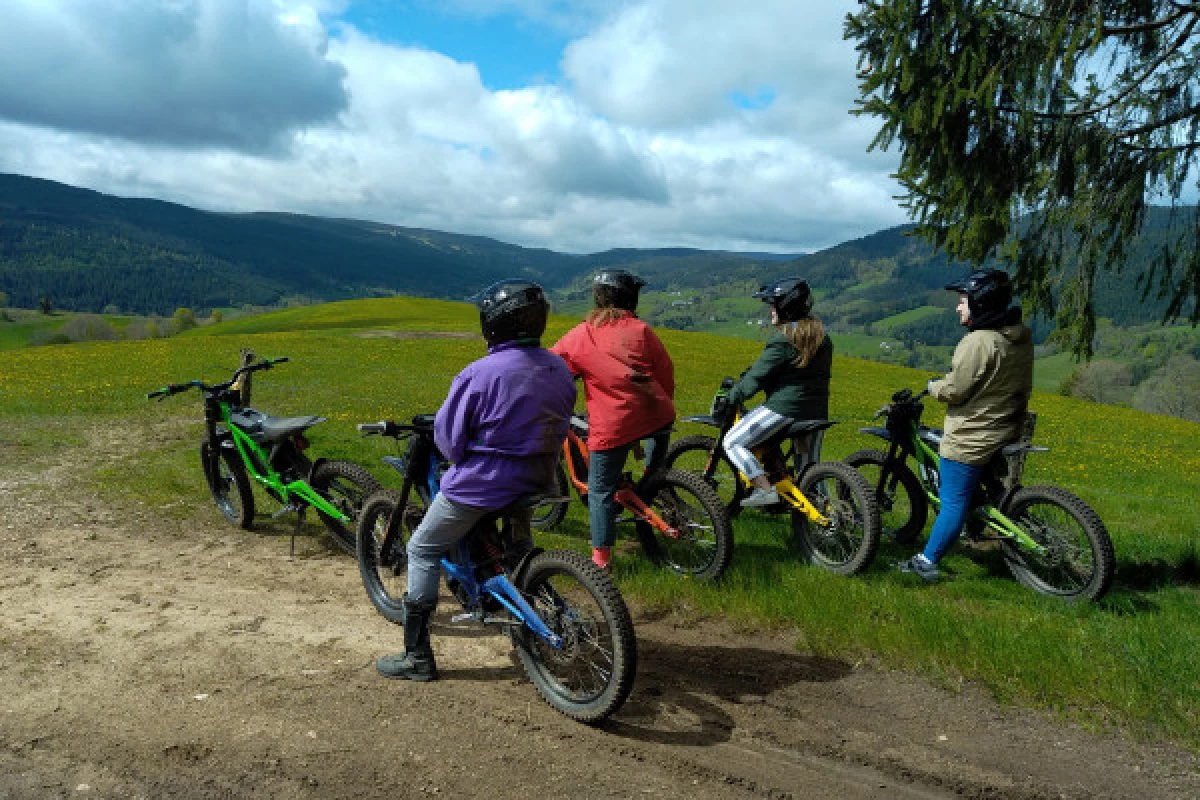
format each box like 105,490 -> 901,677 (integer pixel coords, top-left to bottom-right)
334,0 -> 567,89
730,87 -> 777,111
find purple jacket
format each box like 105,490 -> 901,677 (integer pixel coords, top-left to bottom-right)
435,341 -> 576,509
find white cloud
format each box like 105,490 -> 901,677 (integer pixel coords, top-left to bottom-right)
0,0 -> 906,255
0,0 -> 347,151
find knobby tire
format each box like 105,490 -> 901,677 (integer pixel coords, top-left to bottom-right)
791,462 -> 881,575
635,468 -> 734,581
663,434 -> 745,519
843,448 -> 927,544
513,550 -> 637,724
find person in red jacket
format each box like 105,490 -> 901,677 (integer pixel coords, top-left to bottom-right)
551,270 -> 676,570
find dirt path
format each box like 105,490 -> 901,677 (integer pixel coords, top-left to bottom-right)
1,425 -> 1196,799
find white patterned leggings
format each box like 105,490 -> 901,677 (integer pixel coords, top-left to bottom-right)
723,406 -> 824,481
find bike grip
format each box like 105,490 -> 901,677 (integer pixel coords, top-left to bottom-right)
357,421 -> 387,435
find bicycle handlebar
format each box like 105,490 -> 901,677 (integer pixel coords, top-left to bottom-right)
357,416 -> 433,438
146,357 -> 289,400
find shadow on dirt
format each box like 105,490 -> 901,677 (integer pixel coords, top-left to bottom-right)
432,634 -> 852,748
604,639 -> 852,747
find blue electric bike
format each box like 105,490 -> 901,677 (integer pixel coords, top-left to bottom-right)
354,416 -> 637,723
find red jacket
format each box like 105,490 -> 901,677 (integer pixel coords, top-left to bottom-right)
551,313 -> 675,451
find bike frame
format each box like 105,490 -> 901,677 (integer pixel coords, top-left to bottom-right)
372,422 -> 567,650
868,395 -> 1046,555
558,420 -> 681,539
151,359 -> 348,524
213,400 -> 347,523
683,408 -> 830,525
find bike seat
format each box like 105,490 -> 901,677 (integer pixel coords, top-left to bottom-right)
782,419 -> 836,436
229,409 -> 325,444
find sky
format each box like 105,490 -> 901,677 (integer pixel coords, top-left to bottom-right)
0,0 -> 908,255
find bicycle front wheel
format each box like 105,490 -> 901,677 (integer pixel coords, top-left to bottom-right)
634,468 -> 734,581
513,550 -> 636,724
791,462 -> 881,575
356,488 -> 428,623
1000,485 -> 1114,602
663,434 -> 745,518
201,440 -> 255,529
530,460 -> 570,531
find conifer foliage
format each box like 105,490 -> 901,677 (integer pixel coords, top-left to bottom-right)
847,1 -> 1199,355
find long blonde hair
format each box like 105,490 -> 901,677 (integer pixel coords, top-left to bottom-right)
780,316 -> 825,367
585,307 -> 632,327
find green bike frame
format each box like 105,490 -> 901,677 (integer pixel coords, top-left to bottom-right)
869,391 -> 1047,556
149,357 -> 348,525
216,400 -> 348,523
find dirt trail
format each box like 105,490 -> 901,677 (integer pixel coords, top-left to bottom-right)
0,424 -> 1196,799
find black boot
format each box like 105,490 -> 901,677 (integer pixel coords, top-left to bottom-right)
376,596 -> 438,682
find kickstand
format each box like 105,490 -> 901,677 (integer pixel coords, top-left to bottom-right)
291,507 -> 306,559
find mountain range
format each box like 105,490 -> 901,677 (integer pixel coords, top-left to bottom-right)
0,172 -> 1190,339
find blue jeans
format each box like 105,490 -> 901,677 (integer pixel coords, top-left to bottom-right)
588,427 -> 671,549
923,458 -> 983,564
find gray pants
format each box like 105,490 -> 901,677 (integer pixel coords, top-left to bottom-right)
406,493 -> 492,606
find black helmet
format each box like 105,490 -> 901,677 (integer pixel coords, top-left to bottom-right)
593,269 -> 646,312
752,277 -> 813,322
472,280 -> 549,346
945,269 -> 1013,327
593,269 -> 647,292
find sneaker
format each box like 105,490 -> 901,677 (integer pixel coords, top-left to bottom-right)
740,487 -> 781,508
896,554 -> 940,582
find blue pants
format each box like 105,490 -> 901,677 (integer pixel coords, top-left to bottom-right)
588,427 -> 671,549
923,457 -> 983,563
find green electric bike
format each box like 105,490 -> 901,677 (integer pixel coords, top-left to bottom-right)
846,387 -> 1114,601
148,357 -> 379,553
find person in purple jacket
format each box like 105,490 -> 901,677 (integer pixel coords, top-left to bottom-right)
376,280 -> 576,683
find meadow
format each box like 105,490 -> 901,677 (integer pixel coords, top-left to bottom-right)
0,296 -> 1197,749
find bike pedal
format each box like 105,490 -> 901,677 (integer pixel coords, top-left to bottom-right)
449,612 -> 482,624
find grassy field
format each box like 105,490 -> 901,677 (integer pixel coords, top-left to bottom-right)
1,296 -> 1197,749
872,304 -> 947,332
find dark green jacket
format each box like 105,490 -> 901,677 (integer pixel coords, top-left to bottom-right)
730,333 -> 832,420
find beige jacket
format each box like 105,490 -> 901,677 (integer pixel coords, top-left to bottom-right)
929,323 -> 1034,466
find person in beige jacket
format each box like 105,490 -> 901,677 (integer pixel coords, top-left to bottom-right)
897,269 -> 1033,581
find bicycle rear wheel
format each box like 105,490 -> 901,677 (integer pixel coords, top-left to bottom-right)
635,468 -> 734,581
791,462 -> 881,575
1001,485 -> 1114,602
512,550 -> 636,724
312,460 -> 380,554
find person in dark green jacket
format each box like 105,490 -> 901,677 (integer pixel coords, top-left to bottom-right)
724,278 -> 833,508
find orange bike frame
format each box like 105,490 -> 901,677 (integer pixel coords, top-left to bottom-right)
559,427 -> 680,539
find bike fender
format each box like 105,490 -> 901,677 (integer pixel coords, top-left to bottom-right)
858,426 -> 892,442
509,546 -> 546,587
307,457 -> 328,484
681,414 -> 721,427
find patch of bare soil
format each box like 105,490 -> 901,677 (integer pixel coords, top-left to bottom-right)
0,423 -> 1196,799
